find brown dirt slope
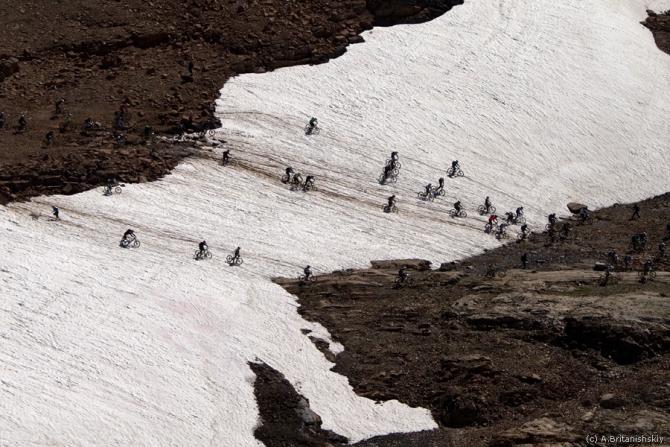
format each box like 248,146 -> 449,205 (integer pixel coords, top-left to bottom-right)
0,0 -> 461,204
265,194 -> 670,446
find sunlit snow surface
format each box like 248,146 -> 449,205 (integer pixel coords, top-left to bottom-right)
2,0 -> 670,444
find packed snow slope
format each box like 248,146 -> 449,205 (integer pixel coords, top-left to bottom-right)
2,0 -> 670,445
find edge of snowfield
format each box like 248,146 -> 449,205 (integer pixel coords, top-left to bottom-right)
2,0 -> 670,445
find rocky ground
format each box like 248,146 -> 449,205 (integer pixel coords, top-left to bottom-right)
0,0 -> 462,204
264,194 -> 670,446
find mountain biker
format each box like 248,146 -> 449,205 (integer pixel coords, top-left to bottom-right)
84,116 -> 93,128
604,264 -> 613,278
18,114 -> 27,128
666,222 -> 670,233
658,241 -> 666,256
45,130 -> 55,144
55,98 -> 65,113
424,183 -> 432,196
398,265 -> 408,282
123,229 -> 135,241
391,151 -> 399,161
454,201 -> 462,212
383,164 -> 393,179
233,246 -> 241,259
388,195 -> 396,208
309,117 -> 318,129
437,177 -> 444,190
497,222 -> 508,237
115,134 -> 125,146
639,231 -> 647,244
643,260 -> 653,274
579,207 -> 589,221
305,175 -> 315,188
199,241 -> 208,256
505,211 -> 515,223
119,102 -> 129,115
548,213 -> 557,225
516,206 -> 524,217
222,149 -> 230,164
143,125 -> 153,136
488,214 -> 498,226
631,233 -> 639,248
623,254 -> 632,269
292,172 -> 303,185
304,265 -> 312,279
607,251 -> 619,266
52,205 -> 59,219
484,196 -> 492,213
561,222 -> 572,237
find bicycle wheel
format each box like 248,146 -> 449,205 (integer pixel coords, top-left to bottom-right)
436,189 -> 445,196
204,251 -> 212,259
281,174 -> 290,183
120,239 -> 129,248
207,129 -> 216,137
498,232 -> 509,240
226,255 -> 234,263
449,209 -> 457,217
132,240 -> 140,248
114,186 -> 122,194
484,271 -> 494,279
456,169 -> 464,177
299,275 -> 307,283
517,232 -> 525,241
195,250 -> 202,259
527,232 -> 536,242
392,161 -> 401,169
478,205 -> 487,215
447,167 -> 455,176
459,211 -> 467,218
649,271 -> 657,279
312,127 -> 320,135
498,270 -> 506,278
515,216 -> 526,225
406,276 -> 415,285
4,123 -> 11,130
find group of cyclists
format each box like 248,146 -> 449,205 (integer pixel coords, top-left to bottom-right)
283,167 -> 316,191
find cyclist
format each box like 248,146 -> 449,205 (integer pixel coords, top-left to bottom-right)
450,160 -> 459,175
308,117 -> 318,129
579,207 -> 589,222
484,196 -> 492,213
143,125 -> 153,137
122,229 -> 135,242
639,231 -> 648,245
424,183 -> 433,197
55,98 -> 65,114
114,116 -> 124,129
304,175 -> 315,188
607,251 -> 619,266
398,265 -> 408,283
623,254 -> 632,270
520,223 -> 529,235
119,102 -> 129,115
454,200 -> 462,213
516,206 -> 524,218
497,222 -> 509,238
561,222 -> 572,237
488,214 -> 498,227
198,241 -> 208,257
45,130 -> 55,145
659,241 -> 666,256
303,265 -> 312,280
115,134 -> 125,147
505,211 -> 515,223
285,166 -> 293,182
604,264 -> 613,281
222,149 -> 231,164
52,205 -> 59,219
18,114 -> 27,129
437,177 -> 445,191
84,116 -> 94,129
388,195 -> 396,208
548,213 -> 557,225
233,246 -> 241,260
643,260 -> 653,275
292,172 -> 303,185
666,222 -> 670,234
487,263 -> 499,276
631,233 -> 640,249
62,112 -> 72,128
383,163 -> 393,179
391,151 -> 399,162
0,111 -> 5,126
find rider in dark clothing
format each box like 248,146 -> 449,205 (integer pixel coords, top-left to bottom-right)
123,229 -> 135,241
199,241 -> 208,254
222,149 -> 230,163
398,266 -> 408,281
304,265 -> 312,278
548,213 -> 557,224
454,201 -> 462,211
18,115 -> 27,127
484,196 -> 491,212
438,177 -> 444,189
388,195 -> 396,207
45,130 -> 55,142
233,247 -> 241,260
391,151 -> 399,161
425,183 -> 432,195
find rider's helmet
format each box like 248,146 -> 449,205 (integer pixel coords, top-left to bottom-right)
237,246 -> 241,250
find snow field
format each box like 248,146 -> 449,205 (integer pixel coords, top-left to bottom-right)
2,0 -> 670,444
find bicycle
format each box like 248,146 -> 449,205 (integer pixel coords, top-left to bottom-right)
495,229 -> 509,240
517,231 -> 536,242
104,185 -> 123,195
578,216 -> 593,226
15,123 -> 30,133
385,159 -> 401,170
304,124 -> 320,135
478,205 -> 496,215
449,209 -> 467,218
638,268 -> 657,279
417,190 -> 435,202
447,166 -> 464,177
628,241 -> 651,251
394,275 -> 415,287
383,203 -> 398,213
42,137 -> 58,148
508,215 -> 526,225
378,173 -> 397,184
1,121 -> 10,130
195,249 -> 213,260
59,119 -> 75,132
599,271 -> 620,285
299,274 -> 317,284
303,182 -> 318,192
120,235 -> 140,248
432,187 -> 445,197
485,267 -> 506,279
226,254 -> 243,265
